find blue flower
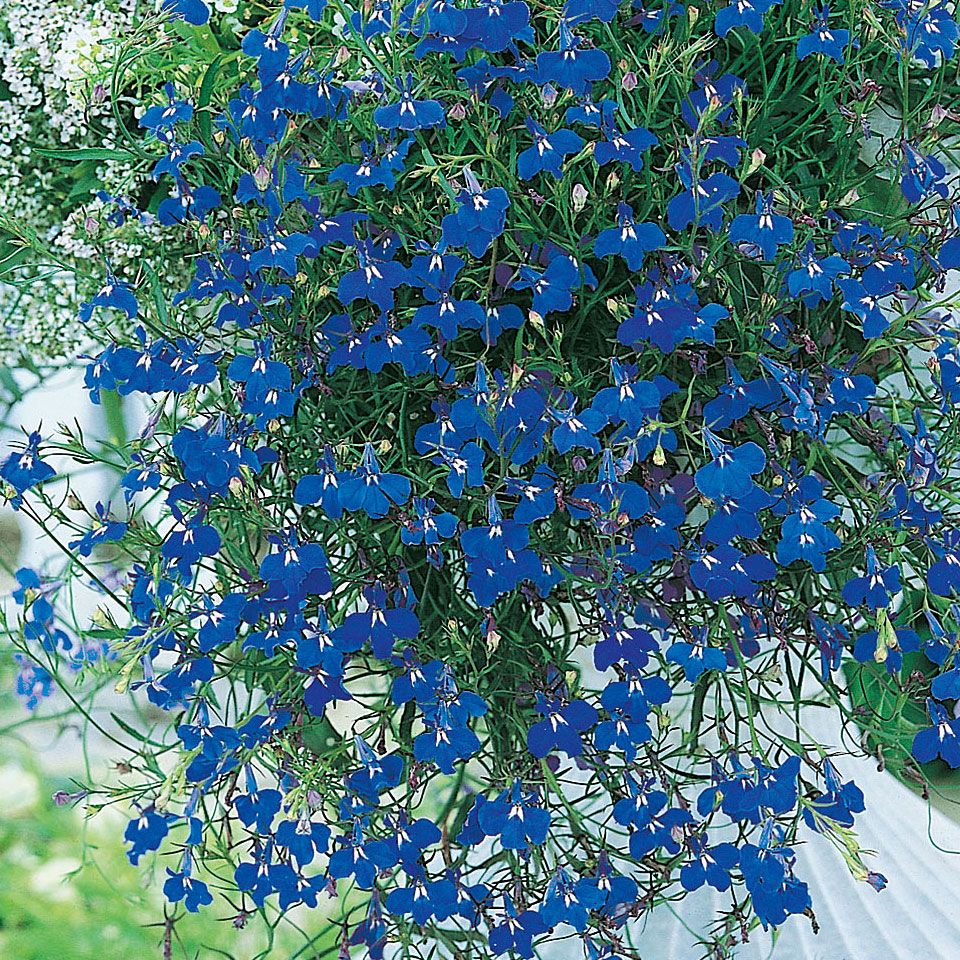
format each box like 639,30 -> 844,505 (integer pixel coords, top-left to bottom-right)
715,0 -> 781,36
294,446 -> 346,519
478,781 -> 551,851
337,242 -> 410,312
914,698 -> 960,767
842,546 -> 901,609
441,167 -> 510,256
570,454 -> 650,527
368,814 -> 441,870
740,822 -> 810,929
593,676 -> 662,760
695,429 -> 766,500
536,23 -> 611,94
67,501 -> 126,557
539,867 -> 605,931
462,0 -> 531,52
680,834 -> 740,891
234,769 -> 283,834
517,118 -> 584,180
513,254 -> 581,319
593,616 -> 659,671
161,0 -> 210,24
79,274 -> 139,324
334,582 -> 419,659
786,241 -> 849,305
667,628 -> 728,682
593,124 -> 657,171
594,203 -> 666,269
669,165 -> 740,232
928,531 -> 960,596
1,431 -> 55,509
124,806 -> 169,865
275,817 -> 331,867
577,854 -> 638,916
774,474 -> 841,572
375,74 -> 446,130
689,544 -> 776,601
160,514 -> 221,580
385,869 -> 458,925
796,6 -> 852,63
258,529 -> 332,603
488,897 -> 548,959
853,620 -> 919,673
893,0 -> 958,67
163,853 -> 213,912
341,443 -> 411,519
837,278 -> 889,338
527,694 -> 598,758
900,143 -> 948,204
802,760 -> 865,830
330,138 -> 413,194
328,821 -> 379,890
728,192 -> 794,260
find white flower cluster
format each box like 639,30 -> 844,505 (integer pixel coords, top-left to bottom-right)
0,0 -> 140,363
0,0 -> 196,365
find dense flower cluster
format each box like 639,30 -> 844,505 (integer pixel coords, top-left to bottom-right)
0,0 -> 247,368
6,0 -> 960,956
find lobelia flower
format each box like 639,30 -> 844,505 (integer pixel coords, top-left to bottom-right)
526,693 -> 598,758
441,167 -> 511,256
1,431 -> 56,509
786,241 -> 849,306
593,202 -> 666,269
669,164 -> 741,232
333,581 -> 419,659
739,822 -> 811,929
913,698 -> 960,767
375,74 -> 446,130
593,123 -> 657,171
681,65 -> 748,128
124,806 -> 170,865
715,0 -> 782,37
536,22 -> 611,94
488,896 -> 548,958
330,138 -> 413,194
78,273 -> 139,324
667,628 -> 728,682
853,619 -> 920,674
340,443 -> 412,519
900,143 -> 948,204
517,118 -> 584,180
163,851 -> 213,913
802,760 -> 865,831
478,781 -> 551,851
927,530 -> 960,596
680,834 -> 741,892
337,242 -> 411,312
539,867 -> 606,931
513,254 -> 582,319
695,429 -> 766,500
796,6 -> 852,63
385,868 -> 458,925
728,192 -> 794,260
774,472 -> 841,573
842,546 -> 901,609
234,767 -> 283,833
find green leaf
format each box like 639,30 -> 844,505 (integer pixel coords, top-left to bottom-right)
34,147 -> 139,161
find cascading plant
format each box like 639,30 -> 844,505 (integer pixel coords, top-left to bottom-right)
4,0 -> 960,957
